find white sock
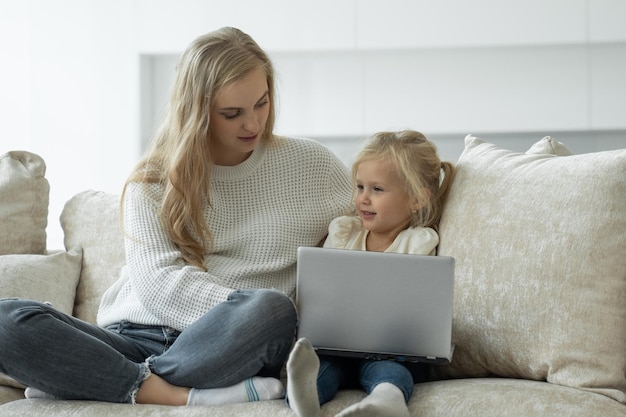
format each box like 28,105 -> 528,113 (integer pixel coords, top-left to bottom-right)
186,376 -> 284,406
24,387 -> 58,400
287,338 -> 321,417
336,382 -> 409,417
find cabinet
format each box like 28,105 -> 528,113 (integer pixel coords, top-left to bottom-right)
137,0 -> 626,160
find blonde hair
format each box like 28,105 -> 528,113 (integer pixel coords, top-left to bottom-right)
351,130 -> 455,232
124,27 -> 276,270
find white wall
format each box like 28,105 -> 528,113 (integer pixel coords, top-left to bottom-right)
1,0 -> 625,249
1,0 -> 138,249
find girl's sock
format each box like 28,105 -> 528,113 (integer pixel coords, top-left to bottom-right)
287,338 -> 321,417
186,376 -> 284,406
336,382 -> 409,417
24,387 -> 58,400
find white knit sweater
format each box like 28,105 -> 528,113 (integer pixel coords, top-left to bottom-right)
323,216 -> 439,255
97,136 -> 352,331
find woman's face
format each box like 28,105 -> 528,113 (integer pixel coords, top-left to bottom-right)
209,66 -> 270,166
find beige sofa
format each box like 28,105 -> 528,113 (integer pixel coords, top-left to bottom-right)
1,135 -> 625,417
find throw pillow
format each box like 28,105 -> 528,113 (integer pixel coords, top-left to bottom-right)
61,190 -> 125,324
526,135 -> 572,156
0,250 -> 82,316
434,135 -> 626,403
0,151 -> 49,255
0,250 -> 82,388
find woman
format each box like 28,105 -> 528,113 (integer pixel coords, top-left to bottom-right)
0,27 -> 352,406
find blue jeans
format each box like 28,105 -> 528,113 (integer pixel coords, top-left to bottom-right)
316,355 -> 426,405
0,289 -> 297,403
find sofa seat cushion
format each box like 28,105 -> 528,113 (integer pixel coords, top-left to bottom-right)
409,378 -> 626,417
1,379 -> 624,416
435,135 -> 626,402
0,151 -> 49,255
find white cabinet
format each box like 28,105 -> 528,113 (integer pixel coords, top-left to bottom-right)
356,0 -> 587,49
590,0 -> 626,42
591,44 -> 626,130
133,0 -> 358,53
138,0 -> 626,146
365,45 -> 590,134
263,42 -> 626,137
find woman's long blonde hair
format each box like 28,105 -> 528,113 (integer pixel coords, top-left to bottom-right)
123,27 -> 276,270
352,130 -> 455,232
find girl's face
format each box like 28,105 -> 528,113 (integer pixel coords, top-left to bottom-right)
355,158 -> 417,242
209,66 -> 270,166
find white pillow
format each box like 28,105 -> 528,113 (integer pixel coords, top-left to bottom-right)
0,250 -> 81,316
434,135 -> 626,403
61,190 -> 125,324
525,135 -> 572,156
0,250 -> 82,388
0,151 -> 49,255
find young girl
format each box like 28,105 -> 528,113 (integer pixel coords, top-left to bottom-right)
286,130 -> 455,417
0,27 -> 352,406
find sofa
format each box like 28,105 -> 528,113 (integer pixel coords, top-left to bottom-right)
1,134 -> 625,417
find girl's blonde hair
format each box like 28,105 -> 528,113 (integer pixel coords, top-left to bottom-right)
351,130 -> 455,232
124,27 -> 276,270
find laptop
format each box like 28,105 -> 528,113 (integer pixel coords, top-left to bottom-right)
295,246 -> 455,364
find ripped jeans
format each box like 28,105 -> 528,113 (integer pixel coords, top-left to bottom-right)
0,289 -> 297,403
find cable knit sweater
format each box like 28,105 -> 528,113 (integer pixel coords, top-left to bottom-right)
323,216 -> 439,255
97,136 -> 352,331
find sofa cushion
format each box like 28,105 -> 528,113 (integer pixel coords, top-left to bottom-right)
409,378 -> 626,417
0,250 -> 82,316
1,379 -> 625,416
0,151 -> 49,255
435,135 -> 626,402
525,135 -> 572,156
0,250 -> 82,388
60,190 -> 125,324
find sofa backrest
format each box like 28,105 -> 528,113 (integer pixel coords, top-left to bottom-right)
61,190 -> 125,324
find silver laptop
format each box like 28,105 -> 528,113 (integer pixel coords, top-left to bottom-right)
295,246 -> 455,364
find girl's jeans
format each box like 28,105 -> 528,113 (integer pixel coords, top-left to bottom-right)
316,355 -> 427,405
0,289 -> 297,403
